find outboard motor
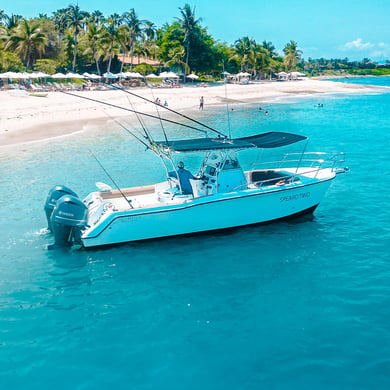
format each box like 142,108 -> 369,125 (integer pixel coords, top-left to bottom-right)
50,195 -> 88,248
44,185 -> 78,231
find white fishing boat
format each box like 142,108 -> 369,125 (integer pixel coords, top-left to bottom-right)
44,89 -> 348,248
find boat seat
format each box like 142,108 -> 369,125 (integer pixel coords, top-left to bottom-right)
250,170 -> 298,186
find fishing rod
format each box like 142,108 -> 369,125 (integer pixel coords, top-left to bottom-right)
104,112 -> 177,191
60,90 -> 207,135
90,151 -> 134,209
122,89 -> 152,142
107,83 -> 227,138
146,86 -> 169,145
103,111 -> 151,150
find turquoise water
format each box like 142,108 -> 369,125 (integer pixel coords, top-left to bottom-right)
1,79 -> 390,389
326,75 -> 390,87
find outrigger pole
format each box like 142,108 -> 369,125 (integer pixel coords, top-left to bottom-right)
60,90 -> 208,135
103,112 -> 151,150
106,83 -> 227,138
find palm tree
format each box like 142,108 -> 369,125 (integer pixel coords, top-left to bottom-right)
89,10 -> 105,26
261,41 -> 278,59
52,8 -> 68,35
63,30 -> 76,66
62,4 -> 88,70
231,36 -> 256,71
166,46 -> 189,74
0,9 -> 8,26
101,15 -> 122,75
1,13 -> 23,29
251,43 -> 271,78
82,22 -> 105,75
121,9 -> 145,71
283,40 -> 302,72
5,19 -> 48,69
107,13 -> 123,28
143,21 -> 156,41
140,21 -> 158,61
177,4 -> 201,78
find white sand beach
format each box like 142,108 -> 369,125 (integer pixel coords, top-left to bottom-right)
0,79 -> 376,148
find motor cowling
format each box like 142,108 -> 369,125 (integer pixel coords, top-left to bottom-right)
44,185 -> 78,231
50,195 -> 88,247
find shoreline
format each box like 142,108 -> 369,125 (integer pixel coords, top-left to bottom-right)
0,78 -> 383,150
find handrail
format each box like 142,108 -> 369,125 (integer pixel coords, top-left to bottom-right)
239,151 -> 347,190
250,151 -> 345,172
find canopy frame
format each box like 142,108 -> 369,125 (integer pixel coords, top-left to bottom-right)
155,132 -> 308,152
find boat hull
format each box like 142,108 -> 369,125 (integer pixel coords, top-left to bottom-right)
81,178 -> 333,247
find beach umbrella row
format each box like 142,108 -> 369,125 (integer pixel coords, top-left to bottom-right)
0,71 -> 89,79
0,70 -> 191,82
0,71 -> 50,79
95,71 -> 181,79
52,72 -> 85,79
101,71 -> 145,79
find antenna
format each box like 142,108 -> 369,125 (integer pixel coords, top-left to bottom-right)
222,60 -> 232,139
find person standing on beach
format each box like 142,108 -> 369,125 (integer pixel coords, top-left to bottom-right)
199,96 -> 204,110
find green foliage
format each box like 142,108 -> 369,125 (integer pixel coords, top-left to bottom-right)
34,58 -> 59,74
349,68 -> 390,76
0,6 -> 388,77
283,40 -> 302,71
4,19 -> 48,69
156,21 -> 221,74
156,22 -> 183,64
304,57 -> 390,76
33,17 -> 60,60
0,50 -> 24,71
132,63 -> 156,75
370,68 -> 390,75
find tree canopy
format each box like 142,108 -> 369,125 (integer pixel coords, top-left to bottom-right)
0,4 -> 387,76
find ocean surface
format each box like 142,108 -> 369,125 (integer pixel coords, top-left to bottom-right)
1,77 -> 390,389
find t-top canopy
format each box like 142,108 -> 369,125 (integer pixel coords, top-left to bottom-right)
156,132 -> 307,152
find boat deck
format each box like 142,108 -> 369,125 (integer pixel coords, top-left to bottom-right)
89,167 -> 335,215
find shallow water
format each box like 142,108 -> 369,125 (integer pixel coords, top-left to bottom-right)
1,78 -> 390,389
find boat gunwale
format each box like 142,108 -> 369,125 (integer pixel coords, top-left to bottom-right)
82,175 -> 335,241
